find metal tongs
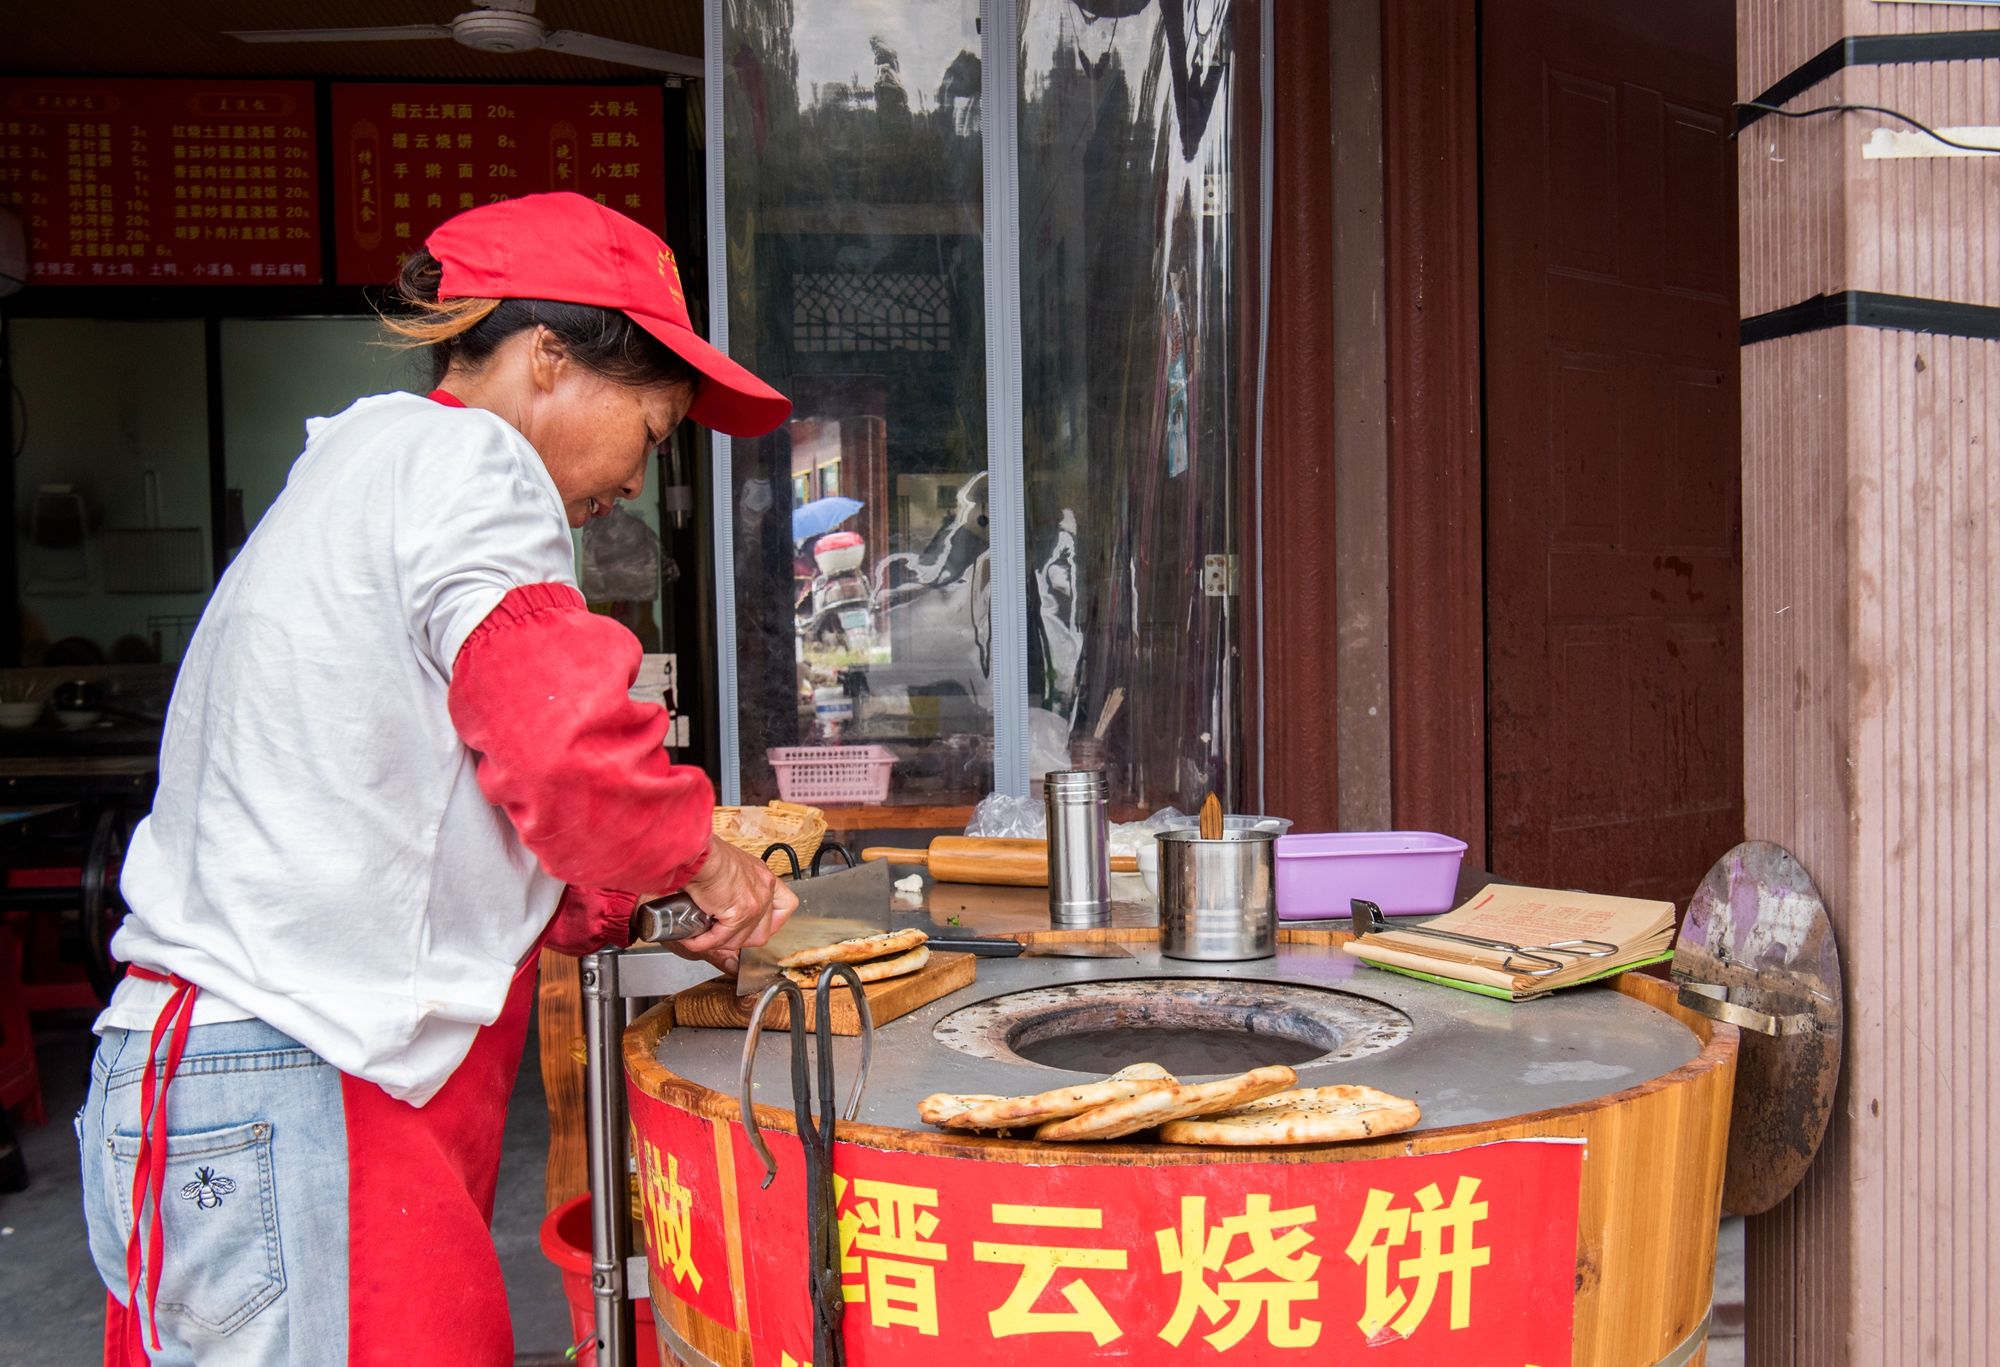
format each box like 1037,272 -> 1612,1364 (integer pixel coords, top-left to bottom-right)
1349,899 -> 1619,977
738,965 -> 875,1367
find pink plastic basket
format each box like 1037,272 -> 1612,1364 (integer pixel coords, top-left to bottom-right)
766,745 -> 897,804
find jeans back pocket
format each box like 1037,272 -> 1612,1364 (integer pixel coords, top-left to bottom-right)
110,1118 -> 286,1337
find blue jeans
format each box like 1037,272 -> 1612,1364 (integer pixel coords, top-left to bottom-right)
79,1019 -> 351,1367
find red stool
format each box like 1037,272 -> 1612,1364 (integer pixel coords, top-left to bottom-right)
0,922 -> 46,1126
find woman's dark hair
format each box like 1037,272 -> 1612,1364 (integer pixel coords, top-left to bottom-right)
382,247 -> 701,395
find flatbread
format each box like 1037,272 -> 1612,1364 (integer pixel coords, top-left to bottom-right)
1035,1066 -> 1297,1142
783,944 -> 928,988
1158,1085 -> 1422,1147
917,1094 -> 1005,1126
777,928 -> 929,969
926,1064 -> 1177,1132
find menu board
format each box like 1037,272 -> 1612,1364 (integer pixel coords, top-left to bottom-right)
329,83 -> 667,286
0,77 -> 321,285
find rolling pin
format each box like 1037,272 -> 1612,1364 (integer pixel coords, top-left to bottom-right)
860,836 -> 1140,887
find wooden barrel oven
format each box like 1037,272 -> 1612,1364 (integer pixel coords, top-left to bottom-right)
622,928 -> 1737,1367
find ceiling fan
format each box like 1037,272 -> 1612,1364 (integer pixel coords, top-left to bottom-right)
224,0 -> 701,78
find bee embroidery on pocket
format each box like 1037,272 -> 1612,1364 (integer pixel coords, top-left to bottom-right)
180,1166 -> 237,1210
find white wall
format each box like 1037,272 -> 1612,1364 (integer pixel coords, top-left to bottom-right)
218,317 -> 419,531
11,318 -> 213,661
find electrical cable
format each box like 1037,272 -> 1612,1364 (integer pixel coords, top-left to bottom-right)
1733,100 -> 2000,153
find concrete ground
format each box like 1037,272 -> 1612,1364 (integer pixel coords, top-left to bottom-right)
0,1006 -> 573,1365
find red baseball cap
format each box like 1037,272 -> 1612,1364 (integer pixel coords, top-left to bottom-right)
425,192 -> 790,439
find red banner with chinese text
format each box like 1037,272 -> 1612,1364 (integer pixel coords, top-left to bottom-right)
327,83 -> 666,286
627,1083 -> 739,1331
0,77 -> 320,285
703,1124 -> 1583,1367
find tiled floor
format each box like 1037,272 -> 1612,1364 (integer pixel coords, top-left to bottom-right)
0,1007 -> 572,1364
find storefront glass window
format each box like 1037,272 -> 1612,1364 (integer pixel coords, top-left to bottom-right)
719,0 -> 992,806
1017,0 -> 1244,810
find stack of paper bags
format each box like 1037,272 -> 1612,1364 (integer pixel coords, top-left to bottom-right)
1343,883 -> 1677,1001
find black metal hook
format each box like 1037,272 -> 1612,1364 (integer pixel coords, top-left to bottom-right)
761,841 -> 803,879
811,841 -> 856,875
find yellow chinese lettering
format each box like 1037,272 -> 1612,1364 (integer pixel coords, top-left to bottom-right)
637,1138 -> 702,1293
973,1204 -> 1127,1345
1154,1194 -> 1321,1351
1343,1177 -> 1490,1339
836,1175 -> 945,1336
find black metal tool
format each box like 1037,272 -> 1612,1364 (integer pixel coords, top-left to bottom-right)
738,962 -> 874,1367
922,934 -> 1133,959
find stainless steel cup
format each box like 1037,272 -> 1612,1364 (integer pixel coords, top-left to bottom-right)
1158,827 -> 1278,960
1044,768 -> 1111,927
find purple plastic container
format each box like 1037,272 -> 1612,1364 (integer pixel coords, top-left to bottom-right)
1273,831 -> 1469,919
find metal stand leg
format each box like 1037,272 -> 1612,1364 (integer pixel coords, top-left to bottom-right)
582,950 -> 636,1367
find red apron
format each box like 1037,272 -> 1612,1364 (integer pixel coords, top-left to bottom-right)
104,950 -> 541,1366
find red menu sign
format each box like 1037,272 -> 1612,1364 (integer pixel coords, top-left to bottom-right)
328,83 -> 666,286
0,78 -> 321,285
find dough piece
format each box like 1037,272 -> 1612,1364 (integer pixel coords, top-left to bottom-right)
776,927 -> 929,969
783,944 -> 929,988
1035,1066 -> 1298,1142
1158,1085 -> 1422,1146
917,1093 -> 1005,1126
930,1064 -> 1177,1132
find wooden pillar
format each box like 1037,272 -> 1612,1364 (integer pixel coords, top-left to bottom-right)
1254,0 -> 1341,831
1382,0 -> 1486,865
1738,5 -> 2000,1363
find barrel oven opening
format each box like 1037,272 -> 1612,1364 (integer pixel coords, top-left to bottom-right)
931,978 -> 1413,1077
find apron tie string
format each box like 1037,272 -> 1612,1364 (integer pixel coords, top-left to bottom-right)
122,965 -> 199,1353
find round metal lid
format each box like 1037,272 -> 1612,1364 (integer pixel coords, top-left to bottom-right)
1672,841 -> 1843,1215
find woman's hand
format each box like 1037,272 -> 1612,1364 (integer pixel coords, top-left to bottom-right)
668,836 -> 799,966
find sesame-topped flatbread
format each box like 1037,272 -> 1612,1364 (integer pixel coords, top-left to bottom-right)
917,1093 -> 1006,1126
776,927 -> 929,970
923,1063 -> 1177,1132
782,943 -> 928,988
1158,1085 -> 1421,1147
1035,1065 -> 1297,1142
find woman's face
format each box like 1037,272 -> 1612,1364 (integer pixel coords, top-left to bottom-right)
472,326 -> 694,528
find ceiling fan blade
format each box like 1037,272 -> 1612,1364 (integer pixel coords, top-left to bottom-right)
542,30 -> 702,77
226,25 -> 454,45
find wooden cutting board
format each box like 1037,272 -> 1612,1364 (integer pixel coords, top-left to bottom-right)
671,951 -> 977,1035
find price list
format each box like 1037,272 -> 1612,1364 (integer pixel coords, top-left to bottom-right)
329,83 -> 666,286
0,78 -> 321,285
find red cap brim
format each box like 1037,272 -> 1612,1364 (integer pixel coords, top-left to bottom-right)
625,309 -> 791,439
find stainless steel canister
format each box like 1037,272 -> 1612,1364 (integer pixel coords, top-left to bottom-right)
1044,768 -> 1111,926
1157,827 -> 1278,960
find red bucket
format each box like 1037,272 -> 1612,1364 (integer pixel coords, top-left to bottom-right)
538,1193 -> 661,1366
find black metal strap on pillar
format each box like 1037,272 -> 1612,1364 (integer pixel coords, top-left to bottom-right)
1738,30 -> 2000,132
1741,291 -> 2000,346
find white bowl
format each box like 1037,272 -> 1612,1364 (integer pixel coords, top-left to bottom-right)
54,709 -> 103,729
0,702 -> 44,729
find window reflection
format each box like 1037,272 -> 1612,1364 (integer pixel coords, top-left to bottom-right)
722,0 -> 991,806
1019,0 -> 1244,809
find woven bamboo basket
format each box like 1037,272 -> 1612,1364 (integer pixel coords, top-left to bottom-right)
712,801 -> 827,872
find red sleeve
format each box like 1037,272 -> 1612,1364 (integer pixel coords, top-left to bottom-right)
447,582 -> 714,895
544,885 -> 641,957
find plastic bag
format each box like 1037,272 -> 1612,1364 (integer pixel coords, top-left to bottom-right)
580,507 -> 660,602
965,792 -> 1044,839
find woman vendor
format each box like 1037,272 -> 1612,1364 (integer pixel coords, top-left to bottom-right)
76,191 -> 796,1366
